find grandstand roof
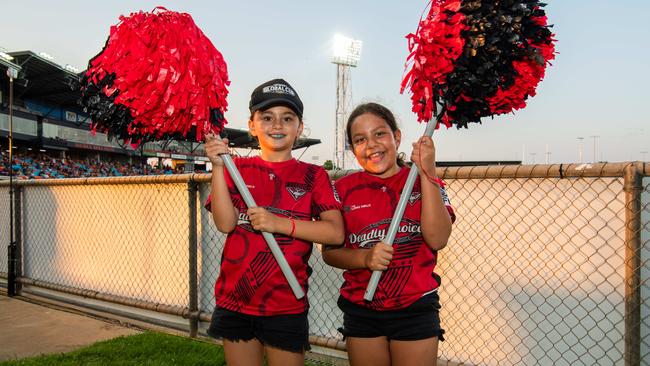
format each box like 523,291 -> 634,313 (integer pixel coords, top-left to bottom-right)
6,51 -> 81,109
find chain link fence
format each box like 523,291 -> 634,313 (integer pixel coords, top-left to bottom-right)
1,163 -> 649,365
441,176 -> 626,365
20,180 -> 190,307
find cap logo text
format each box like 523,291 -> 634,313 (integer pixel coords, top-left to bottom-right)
262,84 -> 296,96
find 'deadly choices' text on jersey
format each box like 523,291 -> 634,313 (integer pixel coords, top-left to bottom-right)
205,156 -> 341,316
334,167 -> 455,311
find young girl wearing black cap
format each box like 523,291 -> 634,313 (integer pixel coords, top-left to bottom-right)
204,79 -> 344,366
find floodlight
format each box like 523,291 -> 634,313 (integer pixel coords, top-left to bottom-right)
38,52 -> 54,61
65,64 -> 80,73
0,51 -> 13,61
332,34 -> 362,67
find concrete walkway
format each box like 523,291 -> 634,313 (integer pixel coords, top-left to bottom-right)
0,295 -> 139,362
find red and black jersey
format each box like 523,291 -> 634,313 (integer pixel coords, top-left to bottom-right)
205,156 -> 341,316
334,167 -> 455,311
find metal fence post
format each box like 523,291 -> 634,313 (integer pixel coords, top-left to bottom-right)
188,180 -> 199,338
624,162 -> 642,366
7,227 -> 15,296
14,186 -> 22,294
7,185 -> 21,296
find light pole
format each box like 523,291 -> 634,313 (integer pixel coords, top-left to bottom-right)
6,65 -> 18,296
331,34 -> 362,170
589,135 -> 599,163
576,137 -> 584,163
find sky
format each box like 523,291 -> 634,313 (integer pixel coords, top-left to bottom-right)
1,0 -> 649,165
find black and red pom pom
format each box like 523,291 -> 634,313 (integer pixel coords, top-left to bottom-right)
401,0 -> 556,128
79,7 -> 230,144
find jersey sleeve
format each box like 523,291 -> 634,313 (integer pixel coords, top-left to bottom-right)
433,178 -> 456,224
311,167 -> 343,218
204,195 -> 212,211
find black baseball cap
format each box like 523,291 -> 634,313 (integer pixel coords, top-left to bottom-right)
249,79 -> 304,118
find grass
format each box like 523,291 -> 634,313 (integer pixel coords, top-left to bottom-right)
0,332 -> 225,366
0,332 -> 328,366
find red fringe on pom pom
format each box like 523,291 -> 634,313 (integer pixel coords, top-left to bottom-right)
401,0 -> 467,124
86,7 -> 229,141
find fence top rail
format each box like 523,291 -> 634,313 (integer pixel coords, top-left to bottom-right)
439,162 -> 648,179
0,173 -> 203,187
1,162 -> 647,187
328,162 -> 649,180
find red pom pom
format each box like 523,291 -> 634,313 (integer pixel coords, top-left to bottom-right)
85,7 -> 229,142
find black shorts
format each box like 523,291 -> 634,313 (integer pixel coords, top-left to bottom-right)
207,306 -> 310,353
337,292 -> 445,341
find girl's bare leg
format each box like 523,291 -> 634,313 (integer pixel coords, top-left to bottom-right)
390,337 -> 439,366
223,339 -> 264,366
346,336 -> 391,366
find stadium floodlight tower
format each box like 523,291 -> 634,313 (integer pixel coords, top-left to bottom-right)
331,34 -> 362,170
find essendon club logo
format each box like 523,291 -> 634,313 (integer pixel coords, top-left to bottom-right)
348,218 -> 421,248
408,192 -> 421,206
286,183 -> 308,201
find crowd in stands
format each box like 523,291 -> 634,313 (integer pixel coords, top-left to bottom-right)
0,153 -> 189,179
